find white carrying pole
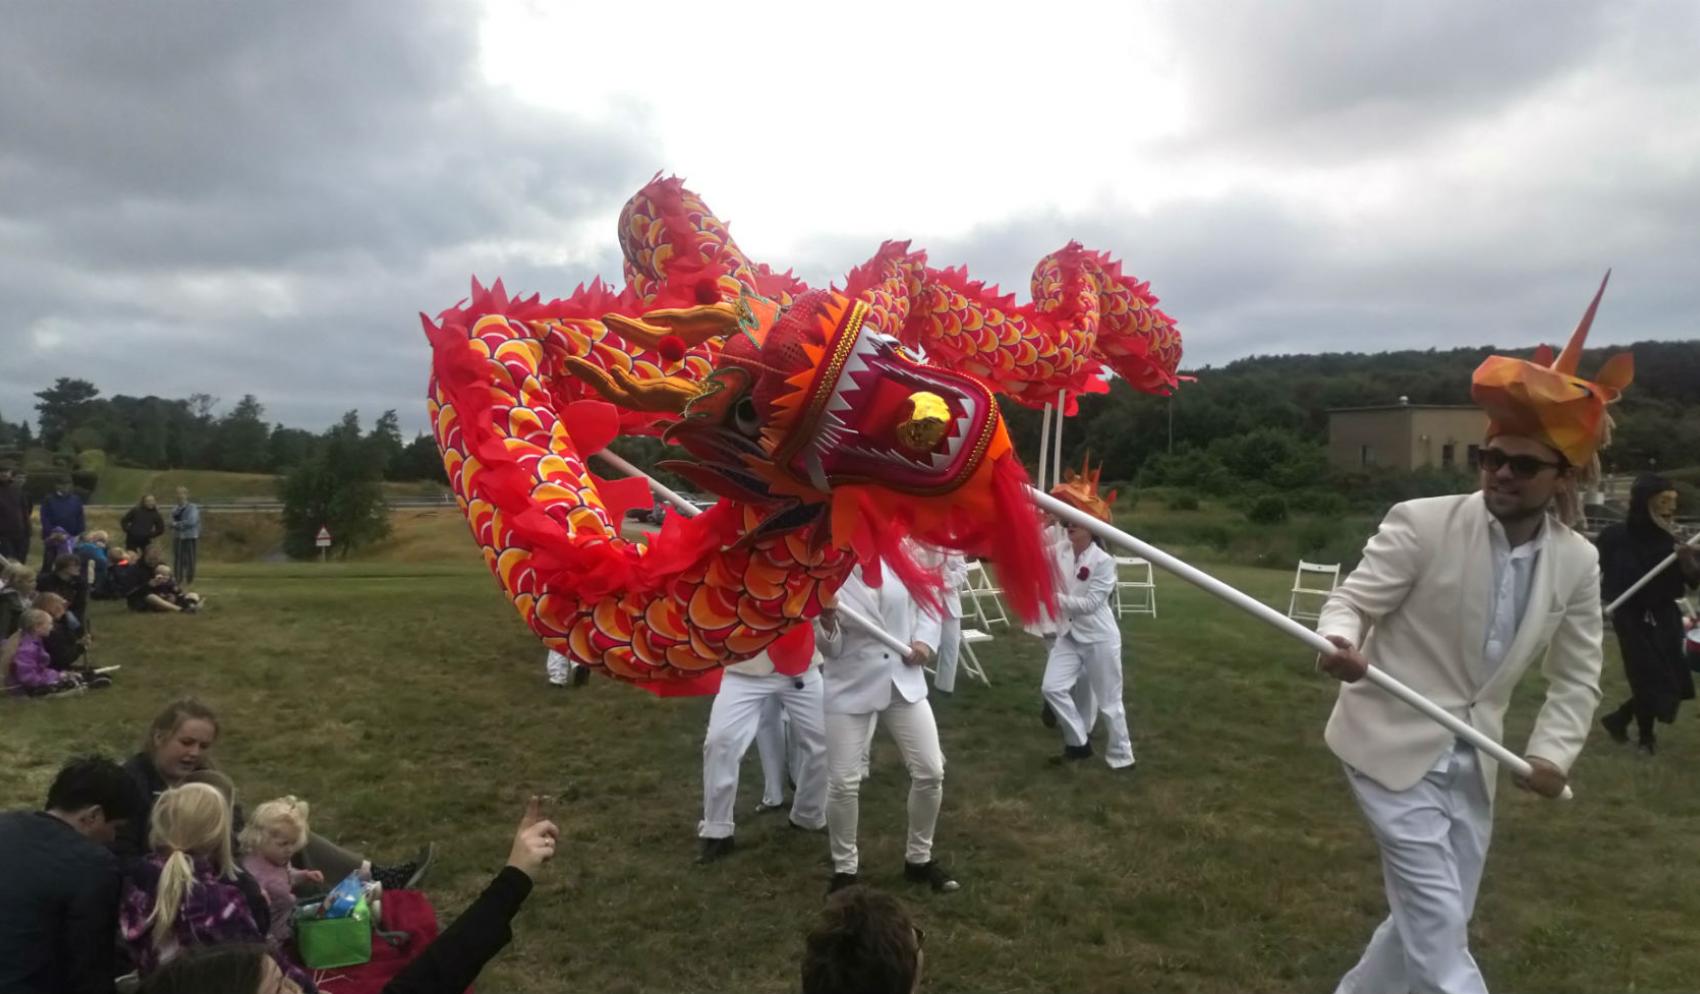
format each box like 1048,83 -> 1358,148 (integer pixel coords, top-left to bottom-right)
1605,531 -> 1700,616
1029,487 -> 1573,800
1037,403 -> 1054,495
594,450 -> 916,660
1052,389 -> 1067,489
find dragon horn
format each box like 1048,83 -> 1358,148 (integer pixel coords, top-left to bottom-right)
1553,269 -> 1611,374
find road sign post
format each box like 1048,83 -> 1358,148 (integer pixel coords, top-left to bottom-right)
315,526 -> 332,563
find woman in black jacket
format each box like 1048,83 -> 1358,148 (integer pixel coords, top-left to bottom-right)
1598,474 -> 1700,754
120,494 -> 168,553
136,799 -> 558,994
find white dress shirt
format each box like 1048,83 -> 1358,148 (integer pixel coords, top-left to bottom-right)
1053,540 -> 1120,644
1478,517 -> 1544,687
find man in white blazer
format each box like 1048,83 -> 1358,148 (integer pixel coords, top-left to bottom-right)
817,558 -> 959,895
1317,295 -> 1629,994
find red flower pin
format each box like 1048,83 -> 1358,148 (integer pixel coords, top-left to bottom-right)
1076,566 -> 1090,581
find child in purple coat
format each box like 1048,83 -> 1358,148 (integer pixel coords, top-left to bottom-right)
4,609 -> 83,696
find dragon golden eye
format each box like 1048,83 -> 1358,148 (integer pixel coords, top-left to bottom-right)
897,391 -> 950,452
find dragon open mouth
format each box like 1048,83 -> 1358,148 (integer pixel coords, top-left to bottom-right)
776,300 -> 999,496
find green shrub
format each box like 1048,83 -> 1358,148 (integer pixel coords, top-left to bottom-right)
1167,493 -> 1200,511
1289,490 -> 1349,516
1248,495 -> 1290,525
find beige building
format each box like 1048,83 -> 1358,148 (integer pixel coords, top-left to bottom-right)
1328,403 -> 1489,473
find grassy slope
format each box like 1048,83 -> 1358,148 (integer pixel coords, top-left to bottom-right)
89,467 -> 447,506
3,562 -> 1696,992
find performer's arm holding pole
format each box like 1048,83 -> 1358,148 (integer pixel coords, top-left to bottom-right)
1605,531 -> 1700,615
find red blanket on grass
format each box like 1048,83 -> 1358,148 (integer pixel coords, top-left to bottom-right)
309,890 -> 465,994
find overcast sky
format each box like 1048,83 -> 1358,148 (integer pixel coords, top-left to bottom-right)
3,0 -> 1697,435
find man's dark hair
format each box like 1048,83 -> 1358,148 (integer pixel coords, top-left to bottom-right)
139,944 -> 269,994
45,755 -> 142,823
802,886 -> 922,994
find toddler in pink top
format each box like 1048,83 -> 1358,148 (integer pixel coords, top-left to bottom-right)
238,796 -> 324,945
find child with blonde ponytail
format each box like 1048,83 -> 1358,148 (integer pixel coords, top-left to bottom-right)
120,783 -> 314,990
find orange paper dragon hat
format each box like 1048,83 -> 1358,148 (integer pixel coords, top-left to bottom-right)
1049,454 -> 1116,523
1470,271 -> 1634,468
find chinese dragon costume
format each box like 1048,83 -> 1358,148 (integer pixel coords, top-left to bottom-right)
422,176 -> 1182,695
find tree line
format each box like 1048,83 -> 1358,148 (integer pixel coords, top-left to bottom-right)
0,378 -> 446,484
1004,338 -> 1700,494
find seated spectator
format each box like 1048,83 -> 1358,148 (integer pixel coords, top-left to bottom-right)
801,886 -> 926,994
139,797 -> 559,994
38,552 -> 91,623
77,529 -> 112,593
0,755 -> 143,994
5,608 -> 105,696
182,769 -> 273,940
0,561 -> 35,638
33,591 -> 107,682
118,783 -> 314,989
128,565 -> 203,614
42,526 -> 77,571
119,698 -> 434,891
239,797 -> 325,948
104,548 -> 146,602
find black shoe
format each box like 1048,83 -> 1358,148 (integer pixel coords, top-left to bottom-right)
696,836 -> 735,864
1040,702 -> 1057,728
1637,739 -> 1657,757
1601,711 -> 1630,745
1063,743 -> 1094,761
827,871 -> 859,895
904,859 -> 960,893
789,818 -> 826,834
371,844 -> 435,890
572,665 -> 592,687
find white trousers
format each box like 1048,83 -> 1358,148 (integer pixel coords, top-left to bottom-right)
544,650 -> 582,685
825,698 -> 944,874
934,616 -> 963,693
1336,742 -> 1494,994
1041,634 -> 1134,768
698,669 -> 827,838
753,695 -> 797,807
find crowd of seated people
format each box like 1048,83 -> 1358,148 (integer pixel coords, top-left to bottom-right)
1,701 -> 926,993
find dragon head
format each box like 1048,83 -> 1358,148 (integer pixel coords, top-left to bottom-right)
616,289 -> 1053,620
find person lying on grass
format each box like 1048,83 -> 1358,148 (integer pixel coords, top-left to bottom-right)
137,797 -> 560,994
127,565 -> 204,614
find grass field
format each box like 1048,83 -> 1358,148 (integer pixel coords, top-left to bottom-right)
4,557 -> 1699,993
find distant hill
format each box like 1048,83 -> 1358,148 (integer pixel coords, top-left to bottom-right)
88,467 -> 449,506
1016,338 -> 1700,483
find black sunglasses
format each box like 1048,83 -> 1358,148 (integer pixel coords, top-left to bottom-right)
1478,449 -> 1565,479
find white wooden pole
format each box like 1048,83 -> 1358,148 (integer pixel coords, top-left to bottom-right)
1052,389 -> 1067,489
594,450 -> 915,660
1037,402 -> 1054,495
1605,531 -> 1700,616
1028,487 -> 1573,800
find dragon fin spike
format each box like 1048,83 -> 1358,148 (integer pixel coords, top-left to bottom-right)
1554,269 -> 1611,374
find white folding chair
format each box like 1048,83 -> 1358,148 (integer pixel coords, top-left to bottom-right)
962,560 -> 1009,628
957,627 -> 993,686
1112,556 -> 1157,619
1287,561 -> 1341,625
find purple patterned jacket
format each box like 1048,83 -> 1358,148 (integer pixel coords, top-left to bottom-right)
120,852 -> 315,989
6,633 -> 59,690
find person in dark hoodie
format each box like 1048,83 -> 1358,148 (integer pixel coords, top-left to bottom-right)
121,494 -> 167,554
1598,474 -> 1700,755
40,480 -> 86,545
0,465 -> 28,563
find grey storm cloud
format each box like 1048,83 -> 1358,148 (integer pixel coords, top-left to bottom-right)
1,1 -> 1697,436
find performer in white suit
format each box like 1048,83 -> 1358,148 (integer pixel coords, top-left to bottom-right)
1039,464 -> 1133,768
817,559 -> 959,895
931,551 -> 970,695
1318,280 -> 1626,994
696,649 -> 828,863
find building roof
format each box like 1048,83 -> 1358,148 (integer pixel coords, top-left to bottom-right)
1327,404 -> 1481,414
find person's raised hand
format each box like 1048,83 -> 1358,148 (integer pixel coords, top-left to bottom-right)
507,795 -> 560,880
1316,635 -> 1368,683
1513,756 -> 1568,799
